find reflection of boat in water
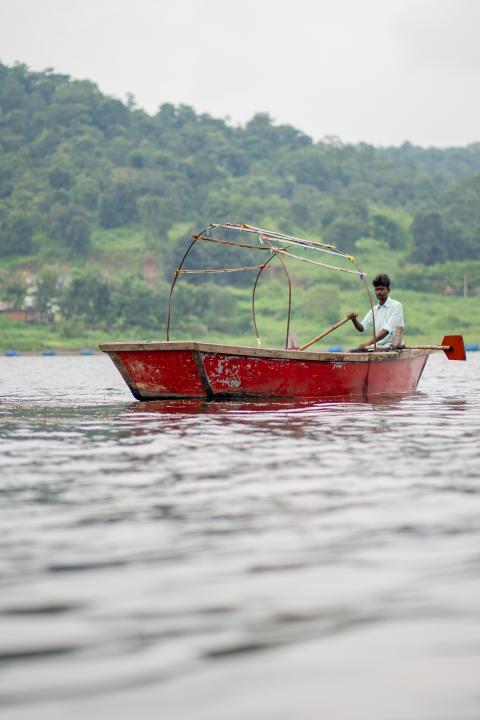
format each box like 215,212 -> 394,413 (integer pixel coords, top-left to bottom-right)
100,224 -> 464,402
124,393 -> 414,416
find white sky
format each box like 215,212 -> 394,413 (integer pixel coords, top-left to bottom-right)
1,0 -> 479,147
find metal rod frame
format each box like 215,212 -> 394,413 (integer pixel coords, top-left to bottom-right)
166,224 -> 372,349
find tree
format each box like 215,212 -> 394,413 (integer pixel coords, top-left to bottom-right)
48,166 -> 72,190
99,183 -> 138,228
49,203 -> 91,254
34,266 -> 60,321
60,268 -> 111,323
111,276 -> 167,330
137,195 -> 173,240
323,216 -> 366,250
441,175 -> 480,260
170,281 -> 236,333
0,212 -> 34,256
290,196 -> 312,228
443,175 -> 480,226
370,212 -> 408,249
410,211 -> 448,264
65,208 -> 91,254
74,175 -> 99,210
321,197 -> 370,251
289,148 -> 334,190
0,271 -> 28,308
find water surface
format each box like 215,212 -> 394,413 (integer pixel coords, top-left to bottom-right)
1,353 -> 480,719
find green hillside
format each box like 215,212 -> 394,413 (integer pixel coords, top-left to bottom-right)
0,62 -> 479,351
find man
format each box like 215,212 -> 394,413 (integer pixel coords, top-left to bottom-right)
348,274 -> 404,350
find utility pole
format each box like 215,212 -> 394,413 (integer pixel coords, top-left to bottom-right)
463,272 -> 468,298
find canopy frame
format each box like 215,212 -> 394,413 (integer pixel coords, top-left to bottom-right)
166,223 -> 376,350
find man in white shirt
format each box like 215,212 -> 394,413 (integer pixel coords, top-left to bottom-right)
348,274 -> 404,350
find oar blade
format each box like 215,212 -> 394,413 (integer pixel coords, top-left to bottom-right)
442,335 -> 466,361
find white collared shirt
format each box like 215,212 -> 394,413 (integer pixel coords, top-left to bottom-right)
360,296 -> 404,345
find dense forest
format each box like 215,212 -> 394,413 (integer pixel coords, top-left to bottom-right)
0,62 -> 479,346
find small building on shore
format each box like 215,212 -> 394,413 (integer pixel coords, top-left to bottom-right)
0,307 -> 42,323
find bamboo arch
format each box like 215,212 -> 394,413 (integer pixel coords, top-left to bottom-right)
166,223 -> 376,350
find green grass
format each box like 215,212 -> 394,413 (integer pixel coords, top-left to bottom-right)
0,316 -> 166,352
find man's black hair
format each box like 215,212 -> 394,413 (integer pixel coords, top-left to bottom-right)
372,273 -> 390,288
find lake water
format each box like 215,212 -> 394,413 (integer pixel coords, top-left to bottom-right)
1,352 -> 480,720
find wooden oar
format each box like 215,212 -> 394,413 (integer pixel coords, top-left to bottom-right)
400,335 -> 466,361
299,315 -> 352,351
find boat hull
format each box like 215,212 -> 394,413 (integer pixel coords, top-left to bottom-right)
100,341 -> 429,401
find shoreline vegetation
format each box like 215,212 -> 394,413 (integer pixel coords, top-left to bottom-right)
2,285 -> 479,352
1,63 -> 479,352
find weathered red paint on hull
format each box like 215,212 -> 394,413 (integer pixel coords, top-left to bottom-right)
202,353 -> 369,397
109,349 -> 207,399
202,352 -> 427,398
360,352 -> 428,395
100,341 -> 429,401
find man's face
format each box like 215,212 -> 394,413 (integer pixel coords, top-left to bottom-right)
374,284 -> 389,304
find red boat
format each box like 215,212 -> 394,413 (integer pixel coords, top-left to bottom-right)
100,224 -> 465,400
100,340 -> 433,400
